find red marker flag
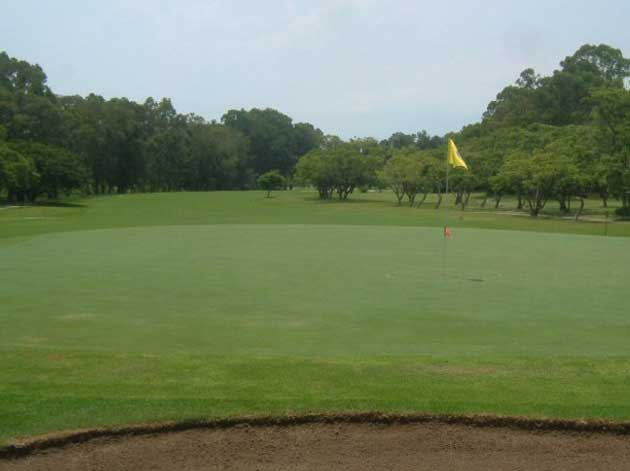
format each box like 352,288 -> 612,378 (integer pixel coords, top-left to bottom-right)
444,227 -> 453,239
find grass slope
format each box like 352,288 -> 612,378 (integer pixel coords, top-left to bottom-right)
1,191 -> 629,443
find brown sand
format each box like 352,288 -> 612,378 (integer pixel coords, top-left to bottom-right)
2,421 -> 630,471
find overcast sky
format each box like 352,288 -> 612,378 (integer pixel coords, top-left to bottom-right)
2,0 -> 629,138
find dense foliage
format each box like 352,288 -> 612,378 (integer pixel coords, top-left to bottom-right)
295,138 -> 384,200
294,43 -> 630,216
3,43 -> 630,217
451,44 -> 630,216
0,51 -> 323,202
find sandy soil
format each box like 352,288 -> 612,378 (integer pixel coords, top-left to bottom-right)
2,421 -> 630,471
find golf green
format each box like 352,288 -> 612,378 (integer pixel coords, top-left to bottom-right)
1,192 -> 629,444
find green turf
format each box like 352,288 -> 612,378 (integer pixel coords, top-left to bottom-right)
1,191 -> 629,444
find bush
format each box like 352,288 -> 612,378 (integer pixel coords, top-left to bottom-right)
257,170 -> 285,198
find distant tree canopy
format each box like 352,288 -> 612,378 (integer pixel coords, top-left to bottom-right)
293,44 -> 630,210
442,43 -> 630,217
222,108 -> 323,178
0,51 -> 323,202
381,130 -> 444,150
482,44 -> 630,127
3,44 -> 630,216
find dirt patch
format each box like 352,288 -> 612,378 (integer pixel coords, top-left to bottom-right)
2,414 -> 630,470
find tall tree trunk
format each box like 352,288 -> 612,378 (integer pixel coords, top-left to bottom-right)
415,192 -> 428,208
461,192 -> 471,211
574,197 -> 585,222
494,194 -> 502,209
480,194 -> 488,208
435,192 -> 442,209
559,197 -> 568,213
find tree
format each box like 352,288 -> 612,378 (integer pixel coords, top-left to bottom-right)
591,87 -> 630,211
295,149 -> 335,199
384,132 -> 416,149
379,149 -> 433,206
10,142 -> 86,199
0,52 -> 52,96
449,169 -> 477,210
296,141 -> 382,200
561,44 -> 630,84
483,44 -> 630,129
330,140 -> 383,200
222,108 -> 295,177
293,122 -> 323,158
493,152 -> 529,211
379,154 -> 407,205
517,151 -> 575,217
187,120 -> 252,191
0,144 -> 39,202
415,130 -> 443,149
257,170 -> 285,198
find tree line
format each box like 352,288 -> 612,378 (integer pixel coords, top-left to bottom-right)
296,44 -> 630,218
3,44 -> 630,218
0,51 -> 324,202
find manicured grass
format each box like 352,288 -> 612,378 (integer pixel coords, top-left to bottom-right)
1,190 -> 629,242
1,191 -> 629,444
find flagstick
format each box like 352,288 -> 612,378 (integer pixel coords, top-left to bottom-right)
442,143 -> 450,278
442,225 -> 447,278
445,143 -> 450,197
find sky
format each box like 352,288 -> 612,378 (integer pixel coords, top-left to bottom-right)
2,0 -> 630,139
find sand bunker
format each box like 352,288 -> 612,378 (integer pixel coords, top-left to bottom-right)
2,415 -> 630,471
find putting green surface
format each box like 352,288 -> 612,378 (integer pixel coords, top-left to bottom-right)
1,192 -> 630,443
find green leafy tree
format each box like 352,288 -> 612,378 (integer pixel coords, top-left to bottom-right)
0,144 -> 39,202
10,142 -> 86,199
449,169 -> 478,210
296,141 -> 382,200
379,148 -> 433,206
295,149 -> 335,199
493,152 -> 529,210
384,132 -> 416,149
483,44 -> 630,129
511,151 -> 579,217
222,109 -> 323,181
591,87 -> 630,211
257,170 -> 285,197
187,120 -> 252,191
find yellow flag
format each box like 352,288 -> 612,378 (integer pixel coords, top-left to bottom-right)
448,139 -> 469,170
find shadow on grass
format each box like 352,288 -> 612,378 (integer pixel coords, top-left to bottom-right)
0,200 -> 85,209
37,201 -> 86,208
302,196 -> 391,205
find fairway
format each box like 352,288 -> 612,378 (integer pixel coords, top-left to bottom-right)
1,191 -> 630,444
